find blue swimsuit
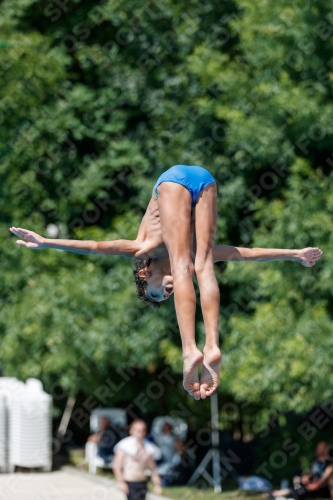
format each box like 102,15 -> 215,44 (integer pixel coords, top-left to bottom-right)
153,165 -> 216,206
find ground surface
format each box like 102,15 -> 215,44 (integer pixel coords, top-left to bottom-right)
163,486 -> 330,500
3,468 -> 324,500
163,486 -> 264,500
0,469 -> 170,500
68,452 -> 265,500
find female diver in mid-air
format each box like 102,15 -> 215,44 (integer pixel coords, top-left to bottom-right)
10,165 -> 323,400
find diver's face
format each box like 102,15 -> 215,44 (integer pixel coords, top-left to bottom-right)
146,274 -> 174,302
138,260 -> 174,302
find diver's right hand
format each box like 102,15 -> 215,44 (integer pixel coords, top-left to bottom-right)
10,227 -> 46,249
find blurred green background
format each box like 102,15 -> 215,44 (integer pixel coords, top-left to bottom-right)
1,0 -> 333,483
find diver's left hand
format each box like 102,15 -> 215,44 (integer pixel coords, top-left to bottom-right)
297,247 -> 322,267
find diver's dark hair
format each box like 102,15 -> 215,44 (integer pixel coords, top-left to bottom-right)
133,258 -> 160,308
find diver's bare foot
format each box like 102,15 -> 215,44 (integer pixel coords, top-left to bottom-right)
183,349 -> 204,401
199,346 -> 221,399
298,247 -> 322,267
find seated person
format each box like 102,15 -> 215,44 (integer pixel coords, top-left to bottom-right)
272,441 -> 333,499
87,416 -> 121,463
153,422 -> 185,485
156,423 -> 181,461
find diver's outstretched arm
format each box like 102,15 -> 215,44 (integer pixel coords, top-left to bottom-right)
9,227 -> 139,257
213,245 -> 322,267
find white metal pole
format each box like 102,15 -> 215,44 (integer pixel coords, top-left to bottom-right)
211,392 -> 222,493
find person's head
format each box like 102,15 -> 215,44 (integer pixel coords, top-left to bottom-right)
133,258 -> 174,308
99,416 -> 110,431
129,419 -> 147,441
316,441 -> 329,458
162,422 -> 173,435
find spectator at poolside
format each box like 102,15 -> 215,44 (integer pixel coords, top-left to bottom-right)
153,422 -> 185,486
113,419 -> 162,500
87,416 -> 120,463
272,441 -> 333,500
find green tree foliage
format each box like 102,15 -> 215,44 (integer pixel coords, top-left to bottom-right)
223,161 -> 333,412
1,0 -> 333,450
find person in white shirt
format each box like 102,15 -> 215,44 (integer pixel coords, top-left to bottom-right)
113,419 -> 162,500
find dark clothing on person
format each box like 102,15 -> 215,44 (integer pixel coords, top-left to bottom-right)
97,447 -> 113,463
97,428 -> 120,462
311,459 -> 332,479
287,459 -> 333,500
126,481 -> 148,500
289,483 -> 331,500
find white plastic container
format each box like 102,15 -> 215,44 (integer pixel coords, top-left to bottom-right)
8,378 -> 52,471
0,377 -> 26,472
0,394 -> 7,472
